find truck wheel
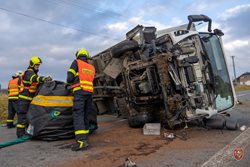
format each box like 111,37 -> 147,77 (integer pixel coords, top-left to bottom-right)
205,117 -> 226,129
225,119 -> 239,130
111,40 -> 139,58
128,112 -> 153,128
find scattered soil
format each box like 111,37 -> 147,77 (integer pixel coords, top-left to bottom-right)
54,118 -> 241,167
56,120 -> 165,167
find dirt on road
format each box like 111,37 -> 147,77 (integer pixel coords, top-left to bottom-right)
55,117 -> 243,167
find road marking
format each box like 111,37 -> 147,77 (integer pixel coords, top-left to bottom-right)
201,127 -> 250,167
237,93 -> 250,97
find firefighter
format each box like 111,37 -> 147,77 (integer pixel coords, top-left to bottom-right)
6,71 -> 23,128
17,56 -> 52,138
67,48 -> 95,151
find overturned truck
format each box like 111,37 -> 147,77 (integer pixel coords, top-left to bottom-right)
91,15 -> 236,129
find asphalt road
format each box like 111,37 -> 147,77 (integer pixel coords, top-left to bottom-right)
0,91 -> 250,167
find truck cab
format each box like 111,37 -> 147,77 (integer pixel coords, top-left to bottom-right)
91,15 -> 236,128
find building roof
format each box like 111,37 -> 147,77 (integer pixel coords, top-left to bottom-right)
233,72 -> 250,82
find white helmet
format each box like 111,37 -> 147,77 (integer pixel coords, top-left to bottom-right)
15,70 -> 23,77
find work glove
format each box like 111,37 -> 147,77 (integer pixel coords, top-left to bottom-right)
44,75 -> 53,82
65,83 -> 71,90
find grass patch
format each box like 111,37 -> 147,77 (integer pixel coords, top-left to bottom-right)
0,94 -> 8,124
234,85 -> 250,92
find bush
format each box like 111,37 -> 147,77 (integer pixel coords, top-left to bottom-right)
0,94 -> 8,123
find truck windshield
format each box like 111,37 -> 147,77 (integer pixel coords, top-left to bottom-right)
200,33 -> 234,112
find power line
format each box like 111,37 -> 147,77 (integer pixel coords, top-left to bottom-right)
50,0 -> 154,26
55,0 -> 123,18
0,6 -> 121,41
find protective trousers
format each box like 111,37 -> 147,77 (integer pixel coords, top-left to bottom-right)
7,100 -> 18,127
16,99 -> 30,138
72,90 -> 93,141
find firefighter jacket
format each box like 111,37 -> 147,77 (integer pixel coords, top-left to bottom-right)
67,56 -> 95,93
8,77 -> 20,100
19,68 -> 45,101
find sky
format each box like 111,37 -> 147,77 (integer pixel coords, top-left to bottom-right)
0,0 -> 249,88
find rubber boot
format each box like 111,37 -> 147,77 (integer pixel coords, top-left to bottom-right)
17,128 -> 25,138
71,140 -> 89,151
7,122 -> 15,129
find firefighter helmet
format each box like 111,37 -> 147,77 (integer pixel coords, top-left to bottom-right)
15,70 -> 23,77
75,48 -> 91,58
30,56 -> 42,67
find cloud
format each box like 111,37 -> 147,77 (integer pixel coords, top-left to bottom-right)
186,2 -> 208,13
203,3 -> 249,77
224,40 -> 249,51
220,4 -> 250,39
106,22 -> 129,32
0,13 -> 11,31
221,4 -> 250,19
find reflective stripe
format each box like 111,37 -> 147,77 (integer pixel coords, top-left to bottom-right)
73,86 -> 81,92
9,88 -> 19,92
8,96 -> 19,100
6,119 -> 14,122
31,95 -> 73,107
29,85 -> 37,93
17,124 -> 25,128
71,81 -> 93,92
71,83 -> 80,88
80,80 -> 93,85
23,80 -> 31,84
68,68 -> 77,76
36,76 -> 40,82
9,92 -> 19,96
82,86 -> 93,91
77,140 -> 84,148
82,68 -> 95,74
75,130 -> 89,135
72,85 -> 94,92
30,74 -> 36,82
19,95 -> 33,101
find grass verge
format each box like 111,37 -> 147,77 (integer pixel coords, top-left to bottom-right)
0,94 -> 8,124
234,85 -> 250,92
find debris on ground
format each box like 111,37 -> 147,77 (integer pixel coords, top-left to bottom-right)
240,125 -> 247,131
143,123 -> 161,135
163,130 -> 188,143
163,132 -> 175,141
124,157 -> 137,167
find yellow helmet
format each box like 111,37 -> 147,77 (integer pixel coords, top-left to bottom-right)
75,48 -> 91,58
30,56 -> 42,67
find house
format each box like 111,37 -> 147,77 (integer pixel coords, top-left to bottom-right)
234,72 -> 250,85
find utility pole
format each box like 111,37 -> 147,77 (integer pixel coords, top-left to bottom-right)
231,56 -> 236,83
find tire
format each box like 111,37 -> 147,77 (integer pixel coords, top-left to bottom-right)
128,112 -> 154,128
225,119 -> 239,130
205,117 -> 226,129
111,40 -> 139,58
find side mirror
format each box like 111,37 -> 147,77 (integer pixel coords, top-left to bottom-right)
213,29 -> 224,36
